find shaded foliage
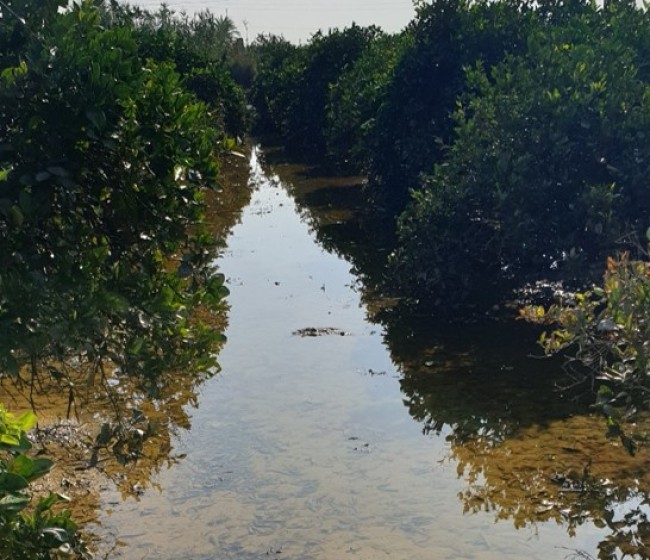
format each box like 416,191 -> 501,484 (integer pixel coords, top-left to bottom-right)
393,0 -> 650,310
366,0 -> 535,221
523,251 -> 650,453
249,34 -> 298,136
325,32 -> 411,172
251,25 -> 381,157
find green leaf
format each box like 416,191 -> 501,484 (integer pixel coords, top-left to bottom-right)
9,455 -> 35,477
216,286 -> 230,299
0,472 -> 29,492
0,493 -> 30,514
16,434 -> 33,452
103,292 -> 130,313
29,458 -> 54,480
9,205 -> 24,228
37,492 -> 67,511
18,189 -> 32,214
15,411 -> 37,432
0,433 -> 21,446
85,108 -> 107,130
127,337 -> 145,355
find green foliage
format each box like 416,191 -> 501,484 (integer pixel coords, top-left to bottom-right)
325,32 -> 411,172
249,35 -> 299,135
366,0 -> 535,220
251,25 -> 381,156
522,253 -> 650,454
0,0 -> 228,382
0,404 -> 89,559
287,25 -> 382,156
184,65 -> 249,136
393,0 -> 650,310
106,3 -> 251,137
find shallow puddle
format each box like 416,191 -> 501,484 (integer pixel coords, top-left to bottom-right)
93,147 -> 649,560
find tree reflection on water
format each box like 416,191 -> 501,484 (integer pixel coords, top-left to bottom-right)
270,151 -> 650,560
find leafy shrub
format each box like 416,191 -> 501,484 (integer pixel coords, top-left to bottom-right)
184,65 -> 250,136
365,0 -> 535,221
287,25 -> 381,157
392,2 -> 650,310
0,1 -> 226,380
521,251 -> 650,454
110,4 -> 250,137
250,35 -> 300,135
251,26 -> 381,157
325,32 -> 411,172
0,404 -> 89,559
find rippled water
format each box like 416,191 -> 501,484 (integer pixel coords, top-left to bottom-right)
95,147 -> 650,560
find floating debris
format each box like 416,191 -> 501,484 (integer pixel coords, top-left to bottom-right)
292,327 -> 348,337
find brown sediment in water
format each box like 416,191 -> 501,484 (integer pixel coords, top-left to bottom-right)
453,413 -> 650,522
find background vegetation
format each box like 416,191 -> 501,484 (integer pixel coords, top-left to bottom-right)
251,0 -> 650,313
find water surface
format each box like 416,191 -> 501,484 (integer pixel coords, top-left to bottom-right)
96,147 -> 650,560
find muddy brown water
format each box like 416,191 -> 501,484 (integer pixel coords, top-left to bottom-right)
91,146 -> 650,560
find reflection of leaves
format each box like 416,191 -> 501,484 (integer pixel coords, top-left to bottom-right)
450,412 -> 650,560
598,505 -> 650,559
394,313 -> 587,446
261,145 -> 650,560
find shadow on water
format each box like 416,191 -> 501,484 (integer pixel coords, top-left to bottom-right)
260,146 -> 650,560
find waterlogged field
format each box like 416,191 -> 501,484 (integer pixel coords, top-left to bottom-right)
93,147 -> 650,560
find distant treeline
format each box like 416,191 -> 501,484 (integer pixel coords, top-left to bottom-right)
249,0 -> 650,312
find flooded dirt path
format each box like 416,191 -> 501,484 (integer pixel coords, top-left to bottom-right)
94,147 -> 647,560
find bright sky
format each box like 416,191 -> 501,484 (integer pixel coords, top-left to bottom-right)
128,0 -> 416,43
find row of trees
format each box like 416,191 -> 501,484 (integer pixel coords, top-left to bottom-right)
250,0 -> 650,457
1,0 -> 251,556
0,0 -> 252,400
251,0 -> 650,311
